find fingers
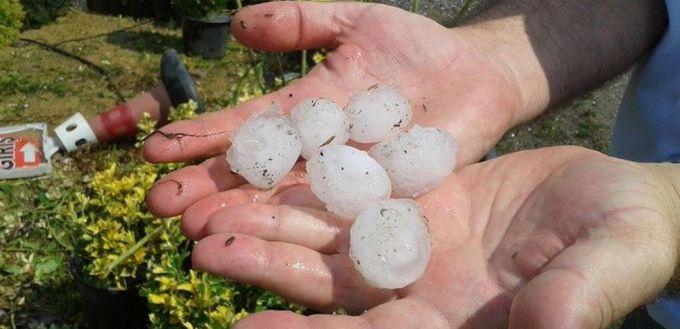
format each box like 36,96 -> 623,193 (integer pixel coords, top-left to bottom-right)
180,164 -> 309,239
143,69 -> 345,164
267,184 -> 326,209
203,203 -> 350,254
192,233 -> 394,313
232,1 -> 364,51
233,298 -> 450,329
145,155 -> 245,217
508,212 -> 678,329
143,94 -> 274,163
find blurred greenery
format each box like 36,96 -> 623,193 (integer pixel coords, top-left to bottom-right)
0,0 -> 24,47
19,0 -> 71,30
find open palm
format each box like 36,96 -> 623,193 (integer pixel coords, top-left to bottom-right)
143,1 -> 520,217
183,146 -> 677,329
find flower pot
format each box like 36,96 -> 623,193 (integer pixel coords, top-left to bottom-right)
69,258 -> 149,329
181,15 -> 231,59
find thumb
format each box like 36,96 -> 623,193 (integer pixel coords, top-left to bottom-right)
509,216 -> 677,329
232,1 -> 365,51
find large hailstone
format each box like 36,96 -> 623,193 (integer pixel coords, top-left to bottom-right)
345,84 -> 412,143
306,145 -> 391,219
290,98 -> 350,160
349,199 -> 431,289
369,125 -> 458,197
226,111 -> 302,189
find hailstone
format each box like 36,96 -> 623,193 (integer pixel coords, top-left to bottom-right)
306,145 -> 391,219
226,110 -> 302,189
369,125 -> 458,197
290,98 -> 350,160
345,84 -> 412,143
349,199 -> 431,289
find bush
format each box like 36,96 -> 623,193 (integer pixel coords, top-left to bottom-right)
172,0 -> 228,18
0,0 -> 24,47
20,0 -> 71,30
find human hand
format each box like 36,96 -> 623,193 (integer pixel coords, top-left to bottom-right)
143,1 -> 522,217
185,146 -> 679,328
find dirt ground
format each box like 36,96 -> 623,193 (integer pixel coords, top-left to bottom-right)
497,73 -> 628,156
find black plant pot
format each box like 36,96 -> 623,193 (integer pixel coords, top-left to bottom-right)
69,258 -> 149,329
182,15 -> 231,59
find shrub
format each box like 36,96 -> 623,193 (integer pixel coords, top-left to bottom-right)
172,0 -> 228,18
0,0 -> 24,48
19,0 -> 71,30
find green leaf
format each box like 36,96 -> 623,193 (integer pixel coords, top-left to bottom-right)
34,255 -> 63,283
2,264 -> 27,275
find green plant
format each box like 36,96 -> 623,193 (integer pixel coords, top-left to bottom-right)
0,0 -> 24,48
19,0 -> 70,30
0,72 -> 69,96
58,102 -> 198,291
172,0 -> 228,18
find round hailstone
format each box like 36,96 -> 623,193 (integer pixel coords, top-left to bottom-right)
345,84 -> 412,143
349,199 -> 431,289
226,110 -> 302,189
290,98 -> 350,160
306,145 -> 391,219
369,125 -> 458,197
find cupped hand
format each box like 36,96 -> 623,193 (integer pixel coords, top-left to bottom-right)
143,1 -> 521,217
185,146 -> 678,329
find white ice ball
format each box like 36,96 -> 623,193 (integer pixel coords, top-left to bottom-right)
306,145 -> 391,219
369,125 -> 458,197
226,110 -> 302,189
290,98 -> 350,160
349,199 -> 431,289
346,84 -> 412,143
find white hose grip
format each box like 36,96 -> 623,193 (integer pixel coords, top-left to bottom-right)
53,112 -> 98,152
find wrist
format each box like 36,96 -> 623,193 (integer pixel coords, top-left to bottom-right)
646,163 -> 680,295
646,164 -> 680,231
452,18 -> 550,126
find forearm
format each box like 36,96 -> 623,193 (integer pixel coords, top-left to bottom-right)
647,163 -> 680,295
456,0 -> 667,124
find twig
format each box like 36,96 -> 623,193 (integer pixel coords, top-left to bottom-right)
301,50 -> 308,76
141,129 -> 230,142
276,52 -> 287,86
105,225 -> 164,275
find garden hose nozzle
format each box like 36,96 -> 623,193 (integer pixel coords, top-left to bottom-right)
0,49 -> 202,179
